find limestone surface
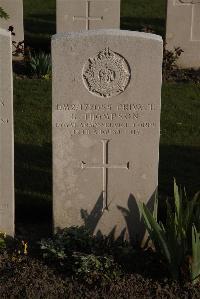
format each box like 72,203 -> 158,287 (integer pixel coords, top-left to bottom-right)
166,0 -> 200,68
0,0 -> 24,46
56,0 -> 120,33
0,28 -> 14,236
52,30 -> 163,243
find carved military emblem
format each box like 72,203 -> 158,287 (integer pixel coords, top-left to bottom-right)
82,48 -> 131,98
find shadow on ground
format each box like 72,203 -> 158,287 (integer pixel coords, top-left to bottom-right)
15,142 -> 52,239
159,144 -> 200,197
24,13 -> 56,52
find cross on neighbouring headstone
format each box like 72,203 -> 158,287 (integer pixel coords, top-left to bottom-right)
56,0 -> 120,33
190,1 -> 200,41
166,0 -> 200,67
81,139 -> 129,211
73,0 -> 103,30
179,0 -> 200,40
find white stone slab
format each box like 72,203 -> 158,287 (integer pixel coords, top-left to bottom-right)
0,0 -> 24,46
56,0 -> 120,33
52,30 -> 163,243
0,28 -> 14,236
166,0 -> 200,68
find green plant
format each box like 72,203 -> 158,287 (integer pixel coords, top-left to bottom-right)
138,180 -> 200,283
162,45 -> 183,81
72,253 -> 121,282
0,233 -> 6,252
190,225 -> 200,283
40,226 -> 123,282
40,226 -> 130,260
27,51 -> 52,79
0,7 -> 9,19
40,226 -> 94,262
8,26 -> 25,57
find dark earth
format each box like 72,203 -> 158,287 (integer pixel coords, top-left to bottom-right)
0,248 -> 199,299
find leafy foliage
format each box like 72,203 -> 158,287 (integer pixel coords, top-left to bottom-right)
0,233 -> 6,252
162,45 -> 183,81
72,253 -> 121,282
40,226 -> 122,282
8,26 -> 25,57
0,7 -> 9,19
40,226 -> 93,261
26,51 -> 52,79
190,225 -> 200,283
138,180 -> 200,283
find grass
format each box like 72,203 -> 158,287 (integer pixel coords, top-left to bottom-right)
23,0 -> 56,51
121,0 -> 166,36
22,0 -> 166,51
161,84 -> 200,147
14,78 -> 52,238
160,84 -> 200,197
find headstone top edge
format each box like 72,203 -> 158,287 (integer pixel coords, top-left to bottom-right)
52,29 -> 163,43
0,28 -> 11,37
57,0 -> 121,1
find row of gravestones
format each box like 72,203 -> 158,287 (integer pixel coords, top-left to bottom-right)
0,24 -> 162,244
0,0 -> 200,68
0,0 -> 197,242
0,29 -> 163,243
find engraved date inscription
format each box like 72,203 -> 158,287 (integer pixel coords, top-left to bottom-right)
55,102 -> 157,137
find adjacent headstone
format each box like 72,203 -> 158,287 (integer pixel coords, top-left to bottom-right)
52,30 -> 163,243
0,0 -> 24,46
56,0 -> 120,33
166,0 -> 200,68
0,29 -> 14,236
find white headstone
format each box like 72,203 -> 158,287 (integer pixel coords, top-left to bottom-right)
56,0 -> 120,33
52,30 -> 163,243
166,0 -> 200,68
0,28 -> 14,236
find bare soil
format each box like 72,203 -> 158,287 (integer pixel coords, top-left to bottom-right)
0,251 -> 199,299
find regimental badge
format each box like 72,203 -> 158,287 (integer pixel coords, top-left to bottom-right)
82,48 -> 131,98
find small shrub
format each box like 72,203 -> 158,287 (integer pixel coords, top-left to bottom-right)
162,44 -> 183,81
72,253 -> 121,283
40,226 -> 122,282
26,51 -> 52,79
40,226 -> 124,260
0,234 -> 26,255
40,226 -> 94,263
0,233 -> 6,252
7,25 -> 25,58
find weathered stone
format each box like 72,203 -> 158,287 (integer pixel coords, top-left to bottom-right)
166,0 -> 200,68
0,29 -> 14,236
52,30 -> 163,243
0,0 -> 24,46
56,0 -> 120,32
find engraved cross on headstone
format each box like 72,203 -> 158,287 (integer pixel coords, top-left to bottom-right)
178,0 -> 200,40
81,139 -> 129,211
73,0 -> 103,30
